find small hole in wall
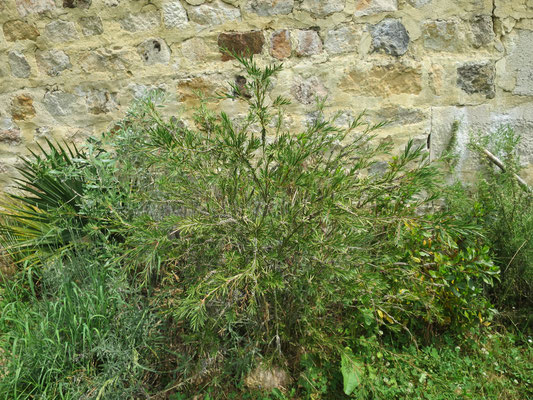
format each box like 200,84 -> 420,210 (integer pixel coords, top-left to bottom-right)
153,41 -> 161,52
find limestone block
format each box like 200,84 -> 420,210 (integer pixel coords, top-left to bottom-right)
36,50 -> 72,76
75,88 -> 118,114
430,104 -> 533,171
120,11 -> 161,32
179,37 -> 217,62
188,1 -> 241,25
300,0 -> 345,17
342,63 -> 422,96
324,25 -> 359,55
291,76 -> 327,104
422,20 -> 463,52
11,95 -> 36,121
296,30 -> 322,56
45,20 -> 79,42
137,39 -> 171,65
3,20 -> 40,42
79,49 -> 130,73
504,30 -> 533,96
42,90 -> 79,117
15,0 -> 55,17
247,0 -> 294,16
79,16 -> 104,36
218,31 -> 265,61
270,30 -> 291,60
163,1 -> 189,28
8,51 -> 31,78
370,18 -> 409,57
457,62 -> 495,99
354,0 -> 397,17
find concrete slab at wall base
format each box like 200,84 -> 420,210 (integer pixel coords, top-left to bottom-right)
0,0 -> 532,190
430,103 -> 533,179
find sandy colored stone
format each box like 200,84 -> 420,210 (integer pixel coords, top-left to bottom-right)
79,49 -> 130,73
422,20 -> 462,52
342,64 -> 422,96
3,20 -> 40,41
11,95 -> 36,121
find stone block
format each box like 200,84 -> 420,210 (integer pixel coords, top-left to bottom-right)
45,20 -> 79,42
505,30 -> 533,96
430,104 -> 533,174
422,20 -> 462,52
163,1 -> 188,28
8,51 -> 31,78
354,0 -> 397,17
247,0 -> 294,16
137,39 -> 171,65
79,49 -> 130,73
79,16 -> 103,36
324,25 -> 359,55
43,90 -> 79,117
270,30 -> 291,60
120,11 -> 161,32
342,63 -> 422,96
371,18 -> 409,57
76,88 -> 118,114
300,0 -> 344,16
36,50 -> 72,76
218,31 -> 265,61
296,30 -> 322,56
291,76 -> 327,104
3,20 -> 40,42
11,95 -> 35,121
470,15 -> 494,48
189,1 -> 241,25
15,0 -> 55,17
457,62 -> 495,99
0,128 -> 21,144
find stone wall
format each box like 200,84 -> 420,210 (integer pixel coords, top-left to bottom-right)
1,0 -> 532,189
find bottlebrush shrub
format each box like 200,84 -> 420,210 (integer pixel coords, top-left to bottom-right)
105,54 -> 498,383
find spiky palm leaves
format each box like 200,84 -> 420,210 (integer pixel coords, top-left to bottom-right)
0,140 -> 88,265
